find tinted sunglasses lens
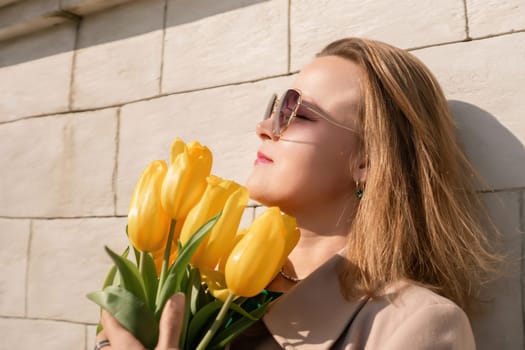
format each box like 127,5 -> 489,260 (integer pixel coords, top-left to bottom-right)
263,94 -> 277,120
275,90 -> 300,135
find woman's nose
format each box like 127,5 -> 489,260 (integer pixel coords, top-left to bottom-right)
256,117 -> 277,141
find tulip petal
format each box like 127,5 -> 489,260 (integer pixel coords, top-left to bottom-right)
225,207 -> 286,297
275,212 -> 300,277
200,268 -> 230,302
128,160 -> 171,252
161,151 -> 192,220
169,138 -> 186,165
194,186 -> 249,270
217,228 -> 248,273
161,140 -> 213,220
180,176 -> 241,247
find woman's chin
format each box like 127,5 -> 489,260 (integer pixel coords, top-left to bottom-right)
246,186 -> 269,206
246,173 -> 294,210
247,182 -> 276,208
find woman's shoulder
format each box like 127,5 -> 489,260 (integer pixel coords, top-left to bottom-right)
344,280 -> 475,350
377,279 -> 463,311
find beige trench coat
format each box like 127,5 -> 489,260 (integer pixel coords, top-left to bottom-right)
231,253 -> 476,349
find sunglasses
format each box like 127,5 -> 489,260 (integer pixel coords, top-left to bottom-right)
263,88 -> 356,139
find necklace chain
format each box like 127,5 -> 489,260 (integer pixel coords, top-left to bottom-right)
279,267 -> 302,283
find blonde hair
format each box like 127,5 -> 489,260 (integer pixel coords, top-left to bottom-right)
318,38 -> 498,312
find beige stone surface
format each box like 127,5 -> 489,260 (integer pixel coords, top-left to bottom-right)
522,191 -> 525,325
254,205 -> 266,220
62,0 -> 135,15
0,0 -> 70,42
162,0 -> 288,93
467,0 -> 525,38
117,74 -> 294,215
238,206 -> 255,231
0,0 -> 21,8
86,324 -> 98,350
0,0 -> 59,27
0,318 -> 85,350
0,23 -> 75,121
0,109 -> 117,217
72,0 -> 164,109
0,219 -> 30,317
470,191 -> 524,350
290,0 -> 466,71
414,33 -> 525,190
0,1 -> 523,348
27,217 -> 129,323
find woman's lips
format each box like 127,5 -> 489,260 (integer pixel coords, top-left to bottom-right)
255,151 -> 273,165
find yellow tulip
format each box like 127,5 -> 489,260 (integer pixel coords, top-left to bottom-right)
201,228 -> 248,302
161,138 -> 212,220
200,268 -> 230,301
199,227 -> 248,301
275,212 -> 301,275
192,185 -> 249,270
180,175 -> 249,268
225,207 -> 300,297
128,160 -> 171,252
217,228 -> 248,273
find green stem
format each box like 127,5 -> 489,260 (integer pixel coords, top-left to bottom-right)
138,251 -> 145,276
195,292 -> 235,350
156,219 -> 176,304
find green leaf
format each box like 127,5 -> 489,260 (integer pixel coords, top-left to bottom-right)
141,252 -> 159,312
155,212 -> 221,317
179,265 -> 200,349
186,299 -> 222,349
94,246 -> 130,334
199,284 -> 213,306
125,224 -> 141,266
87,286 -> 159,349
178,265 -> 190,302
189,267 -> 202,316
227,302 -> 258,321
103,246 -> 129,289
209,299 -> 272,349
105,246 -> 147,305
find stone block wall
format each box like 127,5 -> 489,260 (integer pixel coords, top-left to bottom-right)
0,0 -> 523,349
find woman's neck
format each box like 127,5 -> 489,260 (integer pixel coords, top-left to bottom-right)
271,194 -> 358,290
286,227 -> 347,279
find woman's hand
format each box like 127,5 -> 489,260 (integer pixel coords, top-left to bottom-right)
95,293 -> 186,350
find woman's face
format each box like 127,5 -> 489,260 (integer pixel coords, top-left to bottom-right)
246,56 -> 364,215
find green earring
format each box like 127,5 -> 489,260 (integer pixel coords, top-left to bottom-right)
355,181 -> 364,199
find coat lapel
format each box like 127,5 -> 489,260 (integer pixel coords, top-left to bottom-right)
263,253 -> 369,349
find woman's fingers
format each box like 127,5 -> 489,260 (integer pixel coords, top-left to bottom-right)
95,294 -> 185,350
156,293 -> 186,350
95,329 -> 110,348
98,310 -> 145,350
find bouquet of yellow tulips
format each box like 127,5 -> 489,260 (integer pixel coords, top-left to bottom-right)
87,138 -> 300,349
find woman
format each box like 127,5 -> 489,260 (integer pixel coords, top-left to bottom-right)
95,38 -> 497,350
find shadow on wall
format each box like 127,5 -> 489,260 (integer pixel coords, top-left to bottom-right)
451,100 -> 525,191
0,0 -> 269,68
450,100 -> 525,350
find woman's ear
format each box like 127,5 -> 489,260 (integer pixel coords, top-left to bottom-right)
351,152 -> 368,184
352,156 -> 368,185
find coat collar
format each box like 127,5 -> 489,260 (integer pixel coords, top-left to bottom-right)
262,253 -> 369,349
